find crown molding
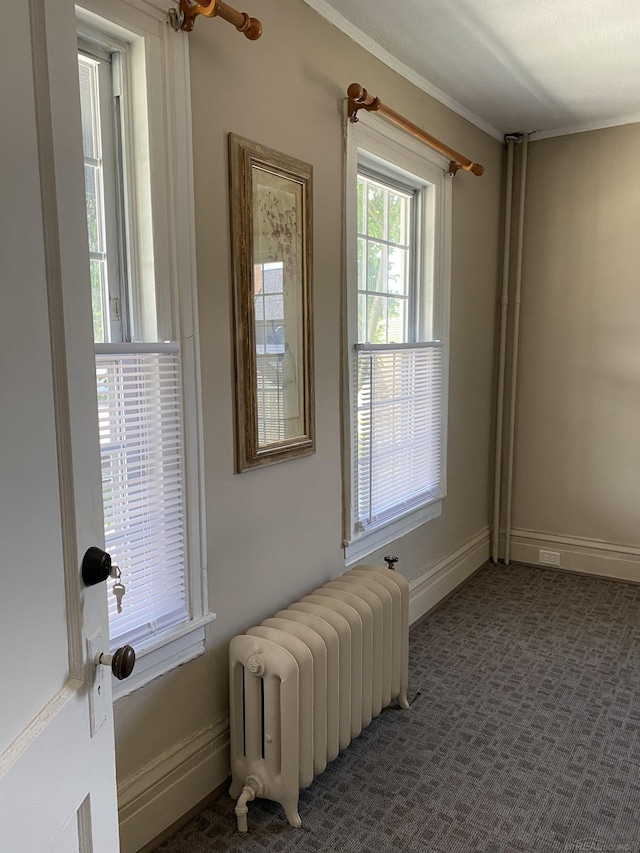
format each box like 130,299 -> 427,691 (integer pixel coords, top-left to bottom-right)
530,112 -> 640,141
300,0 -> 504,142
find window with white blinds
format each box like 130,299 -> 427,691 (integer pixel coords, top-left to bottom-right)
77,1 -> 208,689
97,346 -> 187,649
344,111 -> 451,561
354,343 -> 444,530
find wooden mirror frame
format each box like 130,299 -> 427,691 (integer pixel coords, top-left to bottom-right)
228,134 -> 315,472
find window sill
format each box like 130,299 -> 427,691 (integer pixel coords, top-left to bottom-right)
112,612 -> 216,700
344,499 -> 443,566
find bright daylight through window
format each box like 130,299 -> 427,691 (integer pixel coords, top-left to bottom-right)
76,4 -> 206,685
78,43 -> 188,650
345,115 -> 451,562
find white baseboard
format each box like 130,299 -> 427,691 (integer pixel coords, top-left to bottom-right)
507,528 -> 640,583
408,528 -> 490,625
117,716 -> 230,853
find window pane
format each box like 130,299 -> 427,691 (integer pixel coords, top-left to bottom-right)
357,177 -> 365,235
388,191 -> 410,245
357,237 -> 366,293
367,241 -> 386,292
264,294 -> 284,328
365,294 -> 387,343
367,184 -> 385,239
263,261 -> 284,293
78,59 -> 97,160
387,245 -> 408,295
79,52 -> 113,344
388,191 -> 400,243
254,263 -> 285,351
84,164 -> 101,253
254,294 -> 264,322
79,47 -> 130,345
91,258 -> 106,343
387,297 -> 407,343
358,293 -> 367,343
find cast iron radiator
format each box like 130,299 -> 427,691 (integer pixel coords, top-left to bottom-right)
228,564 -> 409,830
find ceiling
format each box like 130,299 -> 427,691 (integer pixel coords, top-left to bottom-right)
302,0 -> 640,140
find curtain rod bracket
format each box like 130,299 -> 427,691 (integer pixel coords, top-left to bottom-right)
347,84 -> 381,121
168,7 -> 186,29
347,82 -> 484,177
168,0 -> 262,39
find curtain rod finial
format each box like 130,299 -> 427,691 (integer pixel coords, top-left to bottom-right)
169,0 -> 262,38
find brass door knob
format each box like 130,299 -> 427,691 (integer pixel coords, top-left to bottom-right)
99,645 -> 136,680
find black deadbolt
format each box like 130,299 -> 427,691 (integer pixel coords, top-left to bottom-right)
82,546 -> 112,587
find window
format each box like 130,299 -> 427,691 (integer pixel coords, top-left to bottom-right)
77,1 -> 210,695
344,112 -> 451,564
254,261 -> 289,444
78,46 -> 128,344
357,173 -> 413,345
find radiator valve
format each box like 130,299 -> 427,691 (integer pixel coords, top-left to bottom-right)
384,555 -> 399,570
247,652 -> 265,676
235,775 -> 265,832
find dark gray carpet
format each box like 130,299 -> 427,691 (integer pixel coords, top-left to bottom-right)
156,562 -> 640,852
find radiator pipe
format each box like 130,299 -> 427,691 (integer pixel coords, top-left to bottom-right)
235,784 -> 257,832
504,135 -> 529,565
491,137 -> 516,564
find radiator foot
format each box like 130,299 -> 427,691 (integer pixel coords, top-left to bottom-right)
398,690 -> 410,710
282,798 -> 302,828
235,784 -> 256,832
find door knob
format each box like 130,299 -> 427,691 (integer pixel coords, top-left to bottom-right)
99,645 -> 136,680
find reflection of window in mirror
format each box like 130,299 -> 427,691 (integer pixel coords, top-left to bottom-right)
228,133 -> 314,470
253,261 -> 300,443
254,262 -> 285,353
254,262 -> 284,443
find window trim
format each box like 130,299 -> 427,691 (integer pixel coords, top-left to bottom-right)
343,109 -> 452,564
77,0 -> 212,697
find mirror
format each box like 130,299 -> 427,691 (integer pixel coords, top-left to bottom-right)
229,134 -> 315,471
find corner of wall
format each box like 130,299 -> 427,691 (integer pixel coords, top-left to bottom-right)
408,527 -> 490,625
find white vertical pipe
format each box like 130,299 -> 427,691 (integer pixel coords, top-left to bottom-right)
491,138 -> 516,564
504,135 -> 529,565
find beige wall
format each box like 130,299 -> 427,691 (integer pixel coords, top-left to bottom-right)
114,0 -> 502,845
512,124 -> 640,547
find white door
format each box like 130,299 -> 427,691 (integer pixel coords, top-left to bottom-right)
0,0 -> 121,850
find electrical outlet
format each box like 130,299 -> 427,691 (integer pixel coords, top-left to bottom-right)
538,549 -> 561,567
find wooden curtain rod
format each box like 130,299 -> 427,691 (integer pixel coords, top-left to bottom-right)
168,0 -> 262,39
347,83 -> 484,177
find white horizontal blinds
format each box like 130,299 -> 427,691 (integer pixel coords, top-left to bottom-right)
96,345 -> 188,649
256,356 -> 286,443
354,343 -> 444,529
